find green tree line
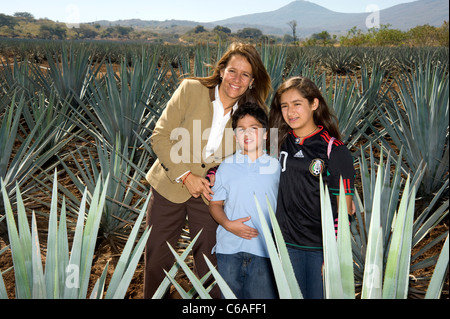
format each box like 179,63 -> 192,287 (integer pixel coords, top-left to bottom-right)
1,12 -> 448,46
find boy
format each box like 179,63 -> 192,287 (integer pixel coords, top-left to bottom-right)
209,102 -> 281,299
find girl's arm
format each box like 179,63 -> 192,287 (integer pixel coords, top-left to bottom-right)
336,195 -> 356,215
328,144 -> 356,216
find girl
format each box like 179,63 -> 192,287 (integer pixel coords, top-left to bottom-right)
269,76 -> 355,299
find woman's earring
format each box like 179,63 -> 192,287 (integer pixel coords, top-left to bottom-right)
249,83 -> 253,90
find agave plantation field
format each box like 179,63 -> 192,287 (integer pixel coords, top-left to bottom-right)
0,39 -> 448,300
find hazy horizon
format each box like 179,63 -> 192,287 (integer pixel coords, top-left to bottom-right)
2,0 -> 418,24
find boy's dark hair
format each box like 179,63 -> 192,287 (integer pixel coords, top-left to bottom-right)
232,102 -> 269,131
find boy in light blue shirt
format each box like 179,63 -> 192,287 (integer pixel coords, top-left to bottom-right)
209,102 -> 280,299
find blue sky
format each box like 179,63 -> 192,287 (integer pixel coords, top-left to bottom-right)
2,0 -> 417,23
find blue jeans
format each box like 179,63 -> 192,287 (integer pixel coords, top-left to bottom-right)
287,247 -> 324,299
216,252 -> 278,299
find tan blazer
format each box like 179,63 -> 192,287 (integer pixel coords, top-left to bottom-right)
145,79 -> 236,203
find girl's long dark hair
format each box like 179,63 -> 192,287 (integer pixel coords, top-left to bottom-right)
269,76 -> 341,154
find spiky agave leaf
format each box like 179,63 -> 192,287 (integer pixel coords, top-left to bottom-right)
361,151 -> 385,299
336,178 -> 355,299
203,255 -> 237,299
320,177 -> 344,299
30,211 -> 46,298
254,195 -> 303,299
425,234 -> 449,299
167,241 -> 212,299
0,266 -> 7,299
153,230 -> 202,299
1,179 -> 32,298
105,195 -> 151,299
264,196 -> 303,298
382,176 -> 415,299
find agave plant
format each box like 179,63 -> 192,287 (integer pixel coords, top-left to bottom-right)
0,172 -> 150,299
284,55 -> 319,84
193,43 -> 214,78
71,48 -> 178,150
0,92 -> 72,243
31,43 -> 103,109
346,64 -> 395,151
351,146 -> 448,297
321,151 -> 448,299
320,74 -> 370,147
0,58 -> 40,103
357,47 -> 402,74
376,57 -> 449,197
321,47 -> 359,74
260,44 -> 288,104
21,87 -> 81,153
394,47 -> 449,74
28,136 -> 150,250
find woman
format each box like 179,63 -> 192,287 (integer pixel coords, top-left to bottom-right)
144,42 -> 271,299
269,76 -> 355,299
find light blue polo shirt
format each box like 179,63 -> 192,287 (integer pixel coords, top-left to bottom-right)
211,150 -> 281,258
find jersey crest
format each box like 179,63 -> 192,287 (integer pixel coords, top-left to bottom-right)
309,158 -> 325,176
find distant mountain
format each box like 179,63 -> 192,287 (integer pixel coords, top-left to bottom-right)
212,1 -> 363,35
93,0 -> 449,37
368,0 -> 449,30
212,0 -> 449,36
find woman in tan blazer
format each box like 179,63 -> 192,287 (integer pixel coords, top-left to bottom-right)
144,43 -> 271,298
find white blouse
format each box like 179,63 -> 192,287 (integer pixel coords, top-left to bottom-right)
176,85 -> 237,182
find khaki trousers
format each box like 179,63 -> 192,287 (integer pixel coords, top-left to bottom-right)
143,188 -> 219,298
